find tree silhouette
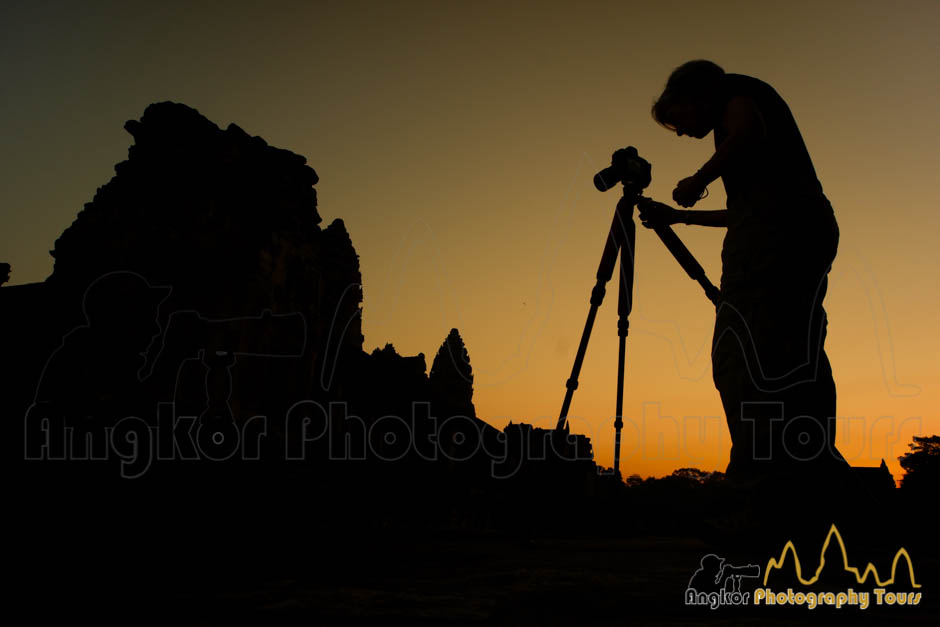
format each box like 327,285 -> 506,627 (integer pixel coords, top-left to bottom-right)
0,263 -> 9,286
670,467 -> 724,485
898,435 -> 939,492
625,473 -> 645,487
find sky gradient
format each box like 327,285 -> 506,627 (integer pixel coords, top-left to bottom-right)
2,0 -> 938,479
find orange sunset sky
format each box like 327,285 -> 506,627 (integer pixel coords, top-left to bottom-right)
2,1 -> 938,479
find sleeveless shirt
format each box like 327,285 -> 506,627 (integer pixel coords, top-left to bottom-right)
713,74 -> 837,293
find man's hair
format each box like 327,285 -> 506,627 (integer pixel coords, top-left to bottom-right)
651,60 -> 726,130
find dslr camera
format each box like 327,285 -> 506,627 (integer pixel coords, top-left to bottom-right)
593,146 -> 652,192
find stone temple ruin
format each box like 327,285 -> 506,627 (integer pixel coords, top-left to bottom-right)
2,103 -> 596,496
2,103 -> 478,433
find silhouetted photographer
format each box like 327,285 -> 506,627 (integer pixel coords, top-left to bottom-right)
640,60 -> 849,483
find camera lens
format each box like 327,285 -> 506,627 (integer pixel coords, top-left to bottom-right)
593,166 -> 620,192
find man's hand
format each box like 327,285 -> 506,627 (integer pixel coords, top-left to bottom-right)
638,198 -> 682,229
672,175 -> 706,208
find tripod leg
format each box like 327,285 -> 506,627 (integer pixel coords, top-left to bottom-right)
613,213 -> 636,476
556,193 -> 634,433
555,283 -> 605,432
613,333 -> 626,476
652,224 -> 720,306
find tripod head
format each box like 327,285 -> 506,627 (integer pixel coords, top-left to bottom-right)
593,146 -> 652,193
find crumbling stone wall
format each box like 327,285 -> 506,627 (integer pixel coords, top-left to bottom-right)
11,102 -> 363,426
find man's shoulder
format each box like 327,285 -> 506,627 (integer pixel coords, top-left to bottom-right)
720,74 -> 788,114
722,73 -> 776,95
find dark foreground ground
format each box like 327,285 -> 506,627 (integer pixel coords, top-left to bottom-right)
21,524 -> 936,627
13,463 -> 937,626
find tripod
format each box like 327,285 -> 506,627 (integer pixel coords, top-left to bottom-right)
554,183 -> 720,476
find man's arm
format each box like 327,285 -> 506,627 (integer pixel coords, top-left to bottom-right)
673,96 -> 767,206
694,96 -> 766,187
680,209 -> 728,227
638,198 -> 727,228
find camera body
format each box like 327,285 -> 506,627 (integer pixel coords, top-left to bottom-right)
593,146 -> 652,192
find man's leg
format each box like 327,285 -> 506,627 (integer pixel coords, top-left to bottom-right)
712,293 -> 778,479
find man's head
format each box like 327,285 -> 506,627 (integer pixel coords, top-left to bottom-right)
700,553 -> 725,575
652,60 -> 725,139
